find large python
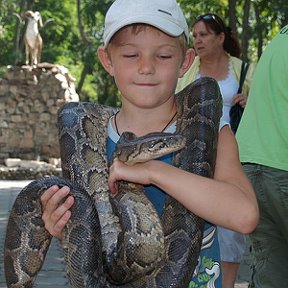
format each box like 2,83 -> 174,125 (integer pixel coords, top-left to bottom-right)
4,77 -> 222,287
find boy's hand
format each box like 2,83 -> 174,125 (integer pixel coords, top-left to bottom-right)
108,158 -> 152,197
41,185 -> 75,240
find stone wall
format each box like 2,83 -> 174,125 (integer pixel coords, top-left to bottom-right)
0,63 -> 79,162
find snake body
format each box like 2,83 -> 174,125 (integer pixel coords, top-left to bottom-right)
4,77 -> 222,287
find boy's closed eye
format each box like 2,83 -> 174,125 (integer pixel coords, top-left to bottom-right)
121,53 -> 173,60
158,54 -> 173,59
123,54 -> 138,58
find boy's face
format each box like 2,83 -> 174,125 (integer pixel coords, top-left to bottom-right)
98,25 -> 194,110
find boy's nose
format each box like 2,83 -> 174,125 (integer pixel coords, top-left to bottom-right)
138,57 -> 155,74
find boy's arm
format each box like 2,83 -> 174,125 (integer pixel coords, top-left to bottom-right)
108,126 -> 259,234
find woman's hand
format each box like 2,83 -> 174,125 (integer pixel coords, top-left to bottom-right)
232,93 -> 247,108
41,185 -> 75,240
108,158 -> 153,196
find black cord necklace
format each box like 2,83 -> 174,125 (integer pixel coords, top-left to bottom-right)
114,110 -> 177,136
161,111 -> 177,132
114,111 -> 121,136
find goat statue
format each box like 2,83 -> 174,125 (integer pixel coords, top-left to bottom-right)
13,11 -> 54,66
23,11 -> 43,66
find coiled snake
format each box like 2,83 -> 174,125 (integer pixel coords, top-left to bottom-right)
4,77 -> 222,287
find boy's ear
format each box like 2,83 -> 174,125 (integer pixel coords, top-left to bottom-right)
179,48 -> 195,78
97,46 -> 114,77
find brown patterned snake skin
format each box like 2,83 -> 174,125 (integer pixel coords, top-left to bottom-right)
4,77 -> 222,287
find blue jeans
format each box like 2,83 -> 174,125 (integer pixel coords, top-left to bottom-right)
243,164 -> 288,288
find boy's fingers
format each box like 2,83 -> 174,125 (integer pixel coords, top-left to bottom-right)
41,186 -> 70,210
40,185 -> 60,204
41,188 -> 74,239
52,210 -> 72,239
53,196 -> 74,220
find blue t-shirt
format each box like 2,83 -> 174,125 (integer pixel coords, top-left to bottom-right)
107,119 -> 222,287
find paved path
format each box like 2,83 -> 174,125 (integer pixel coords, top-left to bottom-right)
0,180 -> 251,287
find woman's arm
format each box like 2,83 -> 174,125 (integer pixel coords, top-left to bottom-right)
108,126 -> 259,234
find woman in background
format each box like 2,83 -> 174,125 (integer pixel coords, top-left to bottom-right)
177,14 -> 255,288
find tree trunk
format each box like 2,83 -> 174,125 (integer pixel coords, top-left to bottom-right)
76,64 -> 89,95
253,2 -> 263,59
241,0 -> 251,61
77,0 -> 91,46
228,0 -> 237,32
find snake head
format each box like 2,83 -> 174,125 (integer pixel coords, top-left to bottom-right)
114,131 -> 186,165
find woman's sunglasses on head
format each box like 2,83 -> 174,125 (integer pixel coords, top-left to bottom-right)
195,14 -> 223,30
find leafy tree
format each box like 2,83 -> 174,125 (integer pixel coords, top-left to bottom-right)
75,0 -> 119,106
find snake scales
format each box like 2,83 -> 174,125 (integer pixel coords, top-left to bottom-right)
4,77 -> 222,287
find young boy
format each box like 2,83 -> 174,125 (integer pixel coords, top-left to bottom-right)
41,0 -> 259,286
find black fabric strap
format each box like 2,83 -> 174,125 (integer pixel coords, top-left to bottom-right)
237,61 -> 250,94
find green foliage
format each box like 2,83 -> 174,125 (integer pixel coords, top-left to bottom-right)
179,0 -> 228,27
0,1 -> 20,68
31,1 -> 79,64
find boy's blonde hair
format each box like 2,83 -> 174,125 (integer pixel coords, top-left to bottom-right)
108,24 -> 188,56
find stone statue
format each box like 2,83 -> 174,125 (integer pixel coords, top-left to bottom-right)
13,11 -> 54,66
23,11 -> 43,66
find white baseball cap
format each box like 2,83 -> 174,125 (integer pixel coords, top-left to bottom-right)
103,0 -> 189,47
